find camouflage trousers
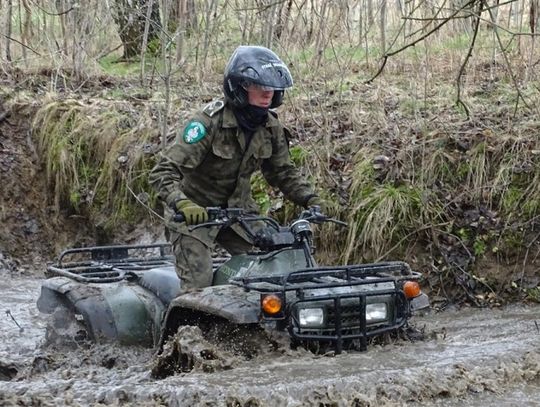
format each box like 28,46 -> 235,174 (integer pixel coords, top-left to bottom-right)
168,226 -> 253,291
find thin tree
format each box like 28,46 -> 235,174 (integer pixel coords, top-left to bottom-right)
5,0 -> 13,62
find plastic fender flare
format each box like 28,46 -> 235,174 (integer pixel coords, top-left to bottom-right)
37,277 -> 166,346
158,284 -> 261,348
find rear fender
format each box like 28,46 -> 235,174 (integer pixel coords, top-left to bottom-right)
37,277 -> 165,346
158,284 -> 261,349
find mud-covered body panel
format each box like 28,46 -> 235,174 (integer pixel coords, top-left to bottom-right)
166,285 -> 261,324
37,245 -> 179,347
212,249 -> 308,285
38,276 -> 166,346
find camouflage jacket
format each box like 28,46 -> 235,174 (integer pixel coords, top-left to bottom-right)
149,100 -> 317,215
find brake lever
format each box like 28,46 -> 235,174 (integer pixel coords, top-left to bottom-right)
303,210 -> 348,227
328,218 -> 348,227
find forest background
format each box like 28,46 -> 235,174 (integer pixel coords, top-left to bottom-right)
0,0 -> 540,307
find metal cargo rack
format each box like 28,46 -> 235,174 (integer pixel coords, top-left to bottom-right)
230,261 -> 416,353
46,244 -> 175,283
229,261 -> 419,292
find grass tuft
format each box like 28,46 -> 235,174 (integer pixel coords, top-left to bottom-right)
32,96 -> 160,228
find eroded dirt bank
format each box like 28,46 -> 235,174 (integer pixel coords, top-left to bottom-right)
1,276 -> 539,406
2,77 -> 540,406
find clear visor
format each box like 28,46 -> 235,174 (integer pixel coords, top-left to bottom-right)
242,83 -> 280,92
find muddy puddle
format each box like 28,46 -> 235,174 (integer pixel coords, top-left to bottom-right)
1,276 -> 540,406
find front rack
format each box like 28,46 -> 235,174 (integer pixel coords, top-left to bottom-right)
46,244 -> 175,283
229,260 -> 416,354
229,261 -> 419,293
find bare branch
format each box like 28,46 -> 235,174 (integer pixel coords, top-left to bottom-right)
0,34 -> 41,56
33,4 -> 73,16
485,0 -> 532,114
367,0 -> 478,83
455,0 -> 486,119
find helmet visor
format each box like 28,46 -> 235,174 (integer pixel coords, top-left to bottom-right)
242,83 -> 279,92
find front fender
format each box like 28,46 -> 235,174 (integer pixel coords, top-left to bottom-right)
167,285 -> 261,324
410,293 -> 430,312
159,285 -> 261,347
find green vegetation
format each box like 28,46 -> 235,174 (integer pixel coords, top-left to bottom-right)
32,97 -> 159,232
22,61 -> 540,304
2,0 -> 538,303
99,56 -> 144,76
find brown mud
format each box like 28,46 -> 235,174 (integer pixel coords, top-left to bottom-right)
1,276 -> 540,406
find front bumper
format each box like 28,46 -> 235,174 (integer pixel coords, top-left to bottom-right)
288,290 -> 408,353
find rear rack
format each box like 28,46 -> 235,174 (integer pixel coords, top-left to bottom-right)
46,244 -> 175,283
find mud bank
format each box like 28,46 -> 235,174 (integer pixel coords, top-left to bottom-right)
1,276 -> 539,406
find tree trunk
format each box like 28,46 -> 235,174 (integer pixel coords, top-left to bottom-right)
170,0 -> 197,33
367,0 -> 374,27
5,0 -> 13,62
112,0 -> 162,60
380,0 -> 387,54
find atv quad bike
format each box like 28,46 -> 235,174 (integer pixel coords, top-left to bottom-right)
37,207 -> 429,354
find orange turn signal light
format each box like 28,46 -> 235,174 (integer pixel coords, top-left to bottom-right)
403,281 -> 421,299
261,294 -> 283,315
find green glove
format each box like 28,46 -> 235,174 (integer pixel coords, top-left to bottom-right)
306,196 -> 328,213
175,199 -> 208,225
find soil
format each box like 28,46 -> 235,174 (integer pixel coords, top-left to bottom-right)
1,76 -> 540,406
0,97 -> 90,271
0,85 -> 160,273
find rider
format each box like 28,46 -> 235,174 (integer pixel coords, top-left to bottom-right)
149,45 -> 326,291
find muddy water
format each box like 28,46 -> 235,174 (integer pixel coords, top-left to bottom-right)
1,277 -> 540,406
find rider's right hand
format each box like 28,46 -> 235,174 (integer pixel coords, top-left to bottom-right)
175,199 -> 209,225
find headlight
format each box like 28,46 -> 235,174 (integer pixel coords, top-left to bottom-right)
298,307 -> 325,327
366,303 -> 387,322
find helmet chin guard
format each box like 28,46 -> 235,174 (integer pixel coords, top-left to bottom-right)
223,46 -> 293,108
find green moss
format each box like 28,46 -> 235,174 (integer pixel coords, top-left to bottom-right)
499,230 -> 525,253
289,145 -> 308,166
501,186 -> 524,215
473,236 -> 487,257
456,161 -> 471,181
525,287 -> 540,303
98,55 -> 162,76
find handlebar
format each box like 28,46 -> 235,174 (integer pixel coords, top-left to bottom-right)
298,206 -> 348,227
173,207 -> 280,236
173,206 -> 347,229
172,207 -> 245,224
173,206 -> 347,255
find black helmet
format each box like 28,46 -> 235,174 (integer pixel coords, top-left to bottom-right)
223,45 -> 293,108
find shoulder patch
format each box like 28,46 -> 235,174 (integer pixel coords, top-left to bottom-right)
183,121 -> 207,144
202,100 -> 225,117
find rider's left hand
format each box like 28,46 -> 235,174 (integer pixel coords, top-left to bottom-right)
306,196 -> 329,213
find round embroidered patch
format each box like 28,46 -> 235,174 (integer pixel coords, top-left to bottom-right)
183,121 -> 207,144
